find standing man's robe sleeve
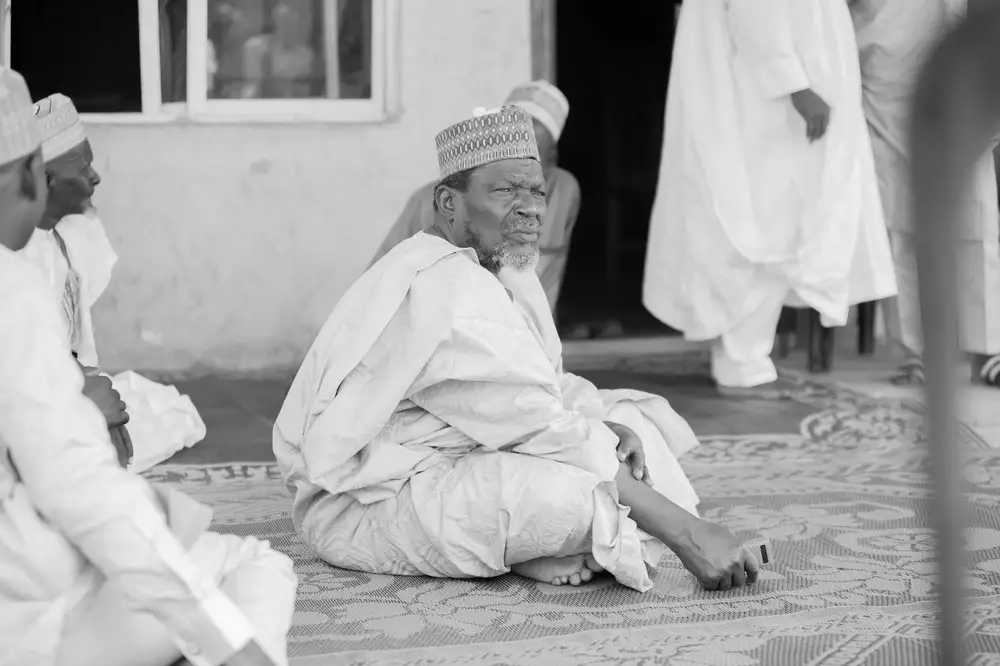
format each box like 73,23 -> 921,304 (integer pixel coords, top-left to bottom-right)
0,275 -> 257,666
726,0 -> 811,99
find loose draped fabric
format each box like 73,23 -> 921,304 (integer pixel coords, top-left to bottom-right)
854,0 -> 1000,355
369,167 -> 581,311
643,0 -> 897,340
0,245 -> 296,666
275,233 -> 700,593
19,214 -> 207,471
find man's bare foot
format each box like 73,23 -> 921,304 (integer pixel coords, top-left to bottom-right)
716,380 -> 794,400
512,554 -> 604,586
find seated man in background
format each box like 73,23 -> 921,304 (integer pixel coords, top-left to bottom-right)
0,67 -> 296,666
370,80 -> 581,315
276,106 -> 758,593
20,93 -> 206,471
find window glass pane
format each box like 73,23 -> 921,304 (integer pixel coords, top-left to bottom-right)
161,0 -> 188,102
207,0 -> 372,100
11,0 -> 142,113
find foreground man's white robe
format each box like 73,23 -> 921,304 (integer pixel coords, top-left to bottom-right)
643,0 -> 897,386
275,232 -> 701,592
854,0 -> 1000,357
20,214 -> 207,471
0,244 -> 297,664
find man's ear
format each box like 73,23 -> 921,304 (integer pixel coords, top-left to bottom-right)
18,153 -> 43,202
434,185 -> 460,219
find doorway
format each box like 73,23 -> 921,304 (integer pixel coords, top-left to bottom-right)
554,1 -> 681,338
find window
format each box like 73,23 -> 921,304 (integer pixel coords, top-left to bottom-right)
5,0 -> 397,123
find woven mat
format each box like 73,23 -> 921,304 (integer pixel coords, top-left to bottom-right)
144,377 -> 1000,665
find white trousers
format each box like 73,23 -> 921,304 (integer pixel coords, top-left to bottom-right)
884,228 -> 1000,357
55,532 -> 297,666
710,289 -> 787,388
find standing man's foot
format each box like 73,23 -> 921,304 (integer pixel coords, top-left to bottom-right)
716,379 -> 795,400
890,357 -> 925,386
512,554 -> 604,586
972,354 -> 1000,387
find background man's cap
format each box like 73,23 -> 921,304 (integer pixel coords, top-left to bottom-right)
435,105 -> 540,180
0,67 -> 42,167
504,80 -> 570,141
34,93 -> 87,163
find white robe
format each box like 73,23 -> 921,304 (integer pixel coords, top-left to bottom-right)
643,0 -> 897,341
0,244 -> 296,666
274,232 -> 702,593
853,0 -> 1000,356
20,213 -> 206,472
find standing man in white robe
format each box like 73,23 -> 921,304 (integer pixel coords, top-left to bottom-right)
20,93 -> 207,471
276,106 -> 760,593
0,66 -> 296,666
853,0 -> 1000,387
643,0 -> 898,399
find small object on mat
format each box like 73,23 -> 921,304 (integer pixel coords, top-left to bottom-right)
745,537 -> 773,566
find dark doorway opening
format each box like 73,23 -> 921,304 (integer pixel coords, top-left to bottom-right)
554,1 -> 681,338
11,0 -> 142,113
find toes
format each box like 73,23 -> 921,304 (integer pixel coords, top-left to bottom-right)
580,568 -> 594,583
551,577 -> 563,586
569,573 -> 582,586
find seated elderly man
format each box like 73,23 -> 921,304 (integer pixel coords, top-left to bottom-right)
369,81 -> 581,314
276,107 -> 758,592
0,67 -> 295,666
20,93 -> 206,471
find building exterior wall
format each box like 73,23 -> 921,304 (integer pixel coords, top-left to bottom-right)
87,0 -> 530,376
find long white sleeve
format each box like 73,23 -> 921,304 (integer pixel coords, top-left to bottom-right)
726,0 -> 811,99
0,251 -> 255,666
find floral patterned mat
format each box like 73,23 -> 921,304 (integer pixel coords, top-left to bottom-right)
144,376 -> 1000,665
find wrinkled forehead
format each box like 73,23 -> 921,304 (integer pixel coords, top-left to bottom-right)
470,158 -> 544,186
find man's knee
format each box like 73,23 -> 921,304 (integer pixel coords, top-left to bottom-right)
188,532 -> 296,589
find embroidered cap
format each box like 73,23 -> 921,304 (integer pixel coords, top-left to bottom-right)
0,67 -> 42,167
34,93 -> 87,162
434,105 -> 540,180
504,80 -> 569,141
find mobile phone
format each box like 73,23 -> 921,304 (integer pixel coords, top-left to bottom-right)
746,537 -> 772,565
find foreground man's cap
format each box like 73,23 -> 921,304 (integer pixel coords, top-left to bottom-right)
504,79 -> 570,141
0,67 -> 42,168
34,93 -> 87,163
435,105 -> 540,180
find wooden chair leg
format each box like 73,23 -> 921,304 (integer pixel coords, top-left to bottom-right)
807,309 -> 834,373
775,307 -> 798,358
857,301 -> 877,356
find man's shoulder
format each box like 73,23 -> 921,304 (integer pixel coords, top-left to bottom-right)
0,249 -> 60,328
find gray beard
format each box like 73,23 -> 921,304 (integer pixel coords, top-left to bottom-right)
466,218 -> 541,273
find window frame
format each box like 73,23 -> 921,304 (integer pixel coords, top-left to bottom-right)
3,0 -> 400,125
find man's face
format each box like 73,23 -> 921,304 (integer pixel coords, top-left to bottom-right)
533,120 -> 557,182
454,158 -> 547,273
42,139 -> 101,229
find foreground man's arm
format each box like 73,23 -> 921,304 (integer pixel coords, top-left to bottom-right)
0,282 -> 270,666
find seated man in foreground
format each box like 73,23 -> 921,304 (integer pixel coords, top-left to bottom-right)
275,106 -> 758,592
0,67 -> 295,666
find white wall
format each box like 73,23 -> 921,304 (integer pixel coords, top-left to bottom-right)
88,0 -> 531,377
